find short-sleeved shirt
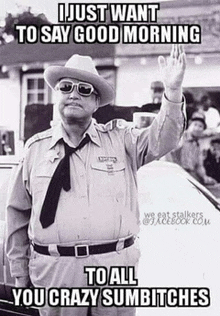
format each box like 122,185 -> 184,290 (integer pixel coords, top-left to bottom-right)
6,96 -> 185,277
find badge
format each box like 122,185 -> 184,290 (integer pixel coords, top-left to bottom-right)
98,156 -> 117,163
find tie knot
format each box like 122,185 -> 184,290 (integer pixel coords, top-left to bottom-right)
64,143 -> 76,156
64,134 -> 90,156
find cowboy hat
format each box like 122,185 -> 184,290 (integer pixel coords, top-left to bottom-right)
44,54 -> 114,106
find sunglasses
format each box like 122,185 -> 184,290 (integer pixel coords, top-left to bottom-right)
56,80 -> 97,97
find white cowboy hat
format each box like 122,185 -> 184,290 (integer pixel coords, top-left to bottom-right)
44,54 -> 115,106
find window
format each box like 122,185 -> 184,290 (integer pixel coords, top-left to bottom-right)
21,73 -> 51,140
23,74 -> 49,106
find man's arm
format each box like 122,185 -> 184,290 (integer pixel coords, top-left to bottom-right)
125,45 -> 186,169
6,161 -> 32,287
158,44 -> 186,103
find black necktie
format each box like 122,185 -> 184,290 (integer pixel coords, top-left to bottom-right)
40,134 -> 90,228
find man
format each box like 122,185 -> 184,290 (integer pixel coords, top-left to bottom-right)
6,44 -> 186,316
166,113 -> 216,185
203,137 -> 220,183
140,81 -> 164,114
197,93 -> 220,129
150,80 -> 165,105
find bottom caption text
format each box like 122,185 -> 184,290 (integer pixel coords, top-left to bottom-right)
12,267 -> 210,308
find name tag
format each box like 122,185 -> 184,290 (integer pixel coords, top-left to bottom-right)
98,156 -> 117,163
92,159 -> 124,176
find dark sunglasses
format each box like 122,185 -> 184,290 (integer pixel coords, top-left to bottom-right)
56,80 -> 97,97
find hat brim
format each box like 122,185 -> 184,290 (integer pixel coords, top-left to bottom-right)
44,66 -> 115,107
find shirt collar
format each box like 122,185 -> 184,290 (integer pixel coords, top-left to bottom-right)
84,119 -> 101,147
49,119 -> 101,149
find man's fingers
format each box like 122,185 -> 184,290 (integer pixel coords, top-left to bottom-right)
178,44 -> 184,57
171,44 -> 186,61
179,51 -> 187,69
170,44 -> 179,59
170,44 -> 175,58
158,55 -> 166,69
159,44 -> 186,72
174,44 -> 178,59
179,44 -> 185,55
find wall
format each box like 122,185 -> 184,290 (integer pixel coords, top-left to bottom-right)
115,1 -> 220,107
115,54 -> 220,107
0,70 -> 23,157
115,56 -> 162,107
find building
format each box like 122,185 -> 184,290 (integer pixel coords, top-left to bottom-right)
0,42 -> 115,155
115,0 -> 220,107
0,0 -> 220,156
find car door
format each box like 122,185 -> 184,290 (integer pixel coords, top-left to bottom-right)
0,162 -> 18,300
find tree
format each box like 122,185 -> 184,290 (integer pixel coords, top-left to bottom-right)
0,7 -> 51,44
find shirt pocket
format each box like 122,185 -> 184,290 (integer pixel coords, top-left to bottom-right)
30,159 -> 59,201
90,161 -> 126,198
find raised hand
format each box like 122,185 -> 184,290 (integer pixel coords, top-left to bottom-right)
158,44 -> 186,102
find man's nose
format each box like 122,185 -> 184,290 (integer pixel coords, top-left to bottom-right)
69,85 -> 80,98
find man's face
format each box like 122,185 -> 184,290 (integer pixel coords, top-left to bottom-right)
55,78 -> 99,123
188,120 -> 205,137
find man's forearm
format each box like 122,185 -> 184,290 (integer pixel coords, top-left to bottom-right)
6,164 -> 32,278
6,206 -> 31,278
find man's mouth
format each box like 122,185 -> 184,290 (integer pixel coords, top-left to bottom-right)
65,102 -> 82,108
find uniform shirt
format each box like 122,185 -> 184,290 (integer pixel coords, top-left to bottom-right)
6,96 -> 185,277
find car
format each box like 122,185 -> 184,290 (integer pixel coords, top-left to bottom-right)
137,161 -> 220,316
0,158 -> 39,315
0,159 -> 220,315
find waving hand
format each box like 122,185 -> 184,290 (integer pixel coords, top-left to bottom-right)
158,44 -> 186,102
